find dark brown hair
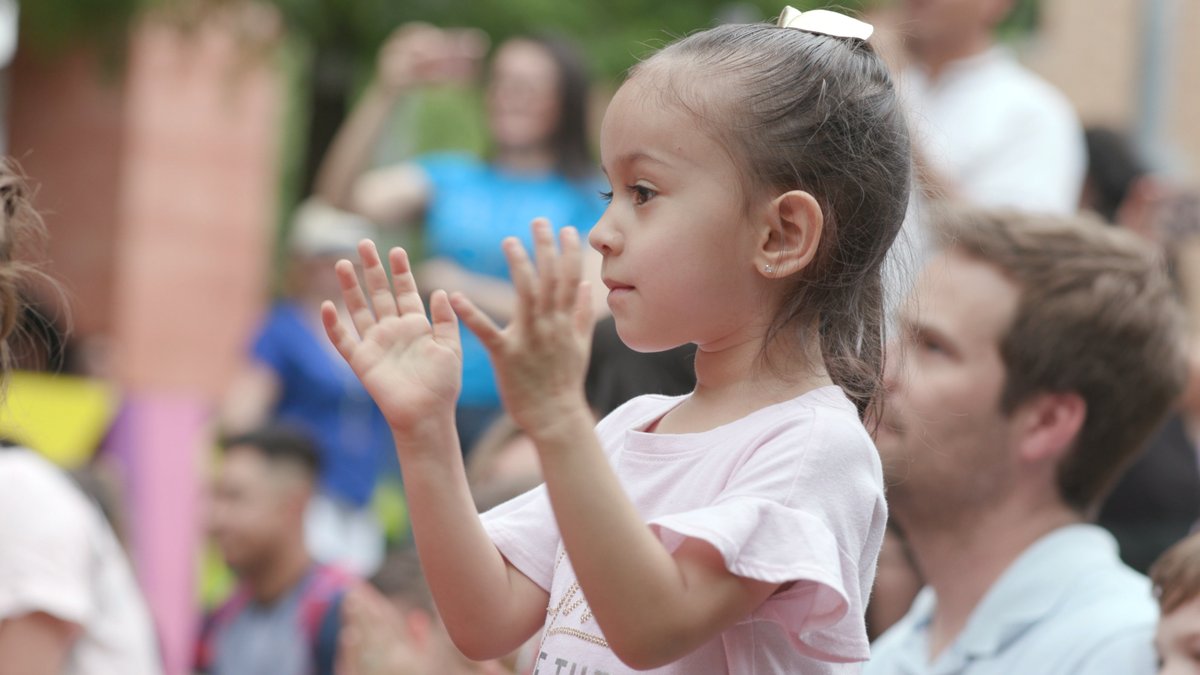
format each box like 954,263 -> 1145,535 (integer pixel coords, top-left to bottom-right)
935,208 -> 1188,513
221,426 -> 323,481
0,162 -> 49,379
494,34 -> 594,181
1153,533 -> 1200,614
637,22 -> 912,418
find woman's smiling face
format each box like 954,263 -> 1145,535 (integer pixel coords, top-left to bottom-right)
486,39 -> 562,153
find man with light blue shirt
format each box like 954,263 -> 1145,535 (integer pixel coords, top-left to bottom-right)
869,209 -> 1187,675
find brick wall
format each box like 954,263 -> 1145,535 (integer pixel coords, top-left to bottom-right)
9,13 -> 284,674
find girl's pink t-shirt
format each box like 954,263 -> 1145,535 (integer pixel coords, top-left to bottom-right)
482,386 -> 887,674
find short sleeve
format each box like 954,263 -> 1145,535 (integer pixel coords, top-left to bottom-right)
412,152 -> 480,194
0,453 -> 95,626
480,484 -> 559,592
647,407 -> 886,662
478,398 -> 670,590
250,305 -> 292,374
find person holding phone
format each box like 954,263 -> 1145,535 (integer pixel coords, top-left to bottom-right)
316,24 -> 608,452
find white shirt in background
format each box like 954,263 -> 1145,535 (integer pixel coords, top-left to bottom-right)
0,449 -> 161,675
900,46 -> 1087,215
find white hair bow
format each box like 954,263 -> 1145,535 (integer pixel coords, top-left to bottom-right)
777,6 -> 874,41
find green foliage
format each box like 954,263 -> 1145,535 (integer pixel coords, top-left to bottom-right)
999,0 -> 1041,39
265,0 -> 872,78
19,0 -> 148,56
21,0 -> 1043,77
20,0 -> 876,77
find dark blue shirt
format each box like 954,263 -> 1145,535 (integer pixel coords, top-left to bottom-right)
252,302 -> 392,507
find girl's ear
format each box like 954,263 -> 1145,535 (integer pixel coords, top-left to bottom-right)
756,190 -> 824,278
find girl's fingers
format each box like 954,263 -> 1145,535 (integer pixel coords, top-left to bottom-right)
503,237 -> 537,326
321,301 -> 358,362
428,290 -> 461,351
388,247 -> 427,316
450,292 -> 504,352
336,258 -> 377,338
556,227 -> 583,312
531,218 -> 558,315
359,240 -> 400,321
573,281 -> 595,338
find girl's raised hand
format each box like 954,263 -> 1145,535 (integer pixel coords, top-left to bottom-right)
322,241 -> 462,432
451,219 -> 594,434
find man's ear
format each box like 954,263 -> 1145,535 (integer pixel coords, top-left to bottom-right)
280,477 -> 316,519
1014,391 -> 1086,466
756,189 -> 824,278
1116,175 -> 1169,243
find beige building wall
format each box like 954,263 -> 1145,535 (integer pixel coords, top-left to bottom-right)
1026,0 -> 1199,177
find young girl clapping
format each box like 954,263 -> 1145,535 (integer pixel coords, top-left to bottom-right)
324,7 -> 910,673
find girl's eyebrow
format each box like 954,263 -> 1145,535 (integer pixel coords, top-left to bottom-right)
601,151 -> 673,175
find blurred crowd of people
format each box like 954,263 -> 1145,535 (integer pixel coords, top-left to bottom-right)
2,0 -> 1200,674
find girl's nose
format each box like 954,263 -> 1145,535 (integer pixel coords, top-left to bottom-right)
588,207 -> 622,255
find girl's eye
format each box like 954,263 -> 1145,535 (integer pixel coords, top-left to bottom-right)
630,185 -> 656,206
599,185 -> 657,205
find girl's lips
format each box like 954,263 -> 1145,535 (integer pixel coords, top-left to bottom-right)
603,280 -> 634,304
602,278 -> 634,291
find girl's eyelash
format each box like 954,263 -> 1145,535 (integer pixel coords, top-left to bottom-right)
599,185 -> 657,205
597,183 -> 657,205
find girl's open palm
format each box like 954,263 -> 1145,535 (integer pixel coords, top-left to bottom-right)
322,241 -> 462,431
451,219 -> 594,433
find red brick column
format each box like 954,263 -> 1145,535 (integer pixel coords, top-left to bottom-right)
11,13 -> 284,674
111,16 -> 282,673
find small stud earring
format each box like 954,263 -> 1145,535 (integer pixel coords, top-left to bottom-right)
764,264 -> 774,274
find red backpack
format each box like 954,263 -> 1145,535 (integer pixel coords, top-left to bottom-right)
195,564 -> 354,675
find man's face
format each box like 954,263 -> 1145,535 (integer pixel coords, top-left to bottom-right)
899,0 -> 1013,54
876,248 -> 1021,525
207,447 -> 302,574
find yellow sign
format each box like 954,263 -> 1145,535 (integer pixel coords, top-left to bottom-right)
0,372 -> 118,468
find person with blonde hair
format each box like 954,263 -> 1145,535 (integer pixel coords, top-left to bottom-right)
0,163 -> 161,674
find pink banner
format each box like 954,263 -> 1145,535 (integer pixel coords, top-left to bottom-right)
112,394 -> 209,675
